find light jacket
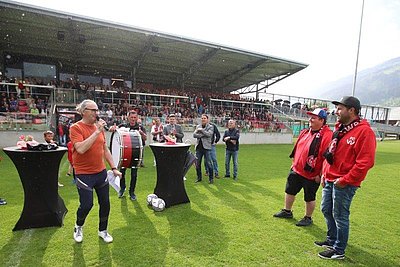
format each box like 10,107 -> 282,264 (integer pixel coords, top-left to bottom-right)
193,123 -> 214,150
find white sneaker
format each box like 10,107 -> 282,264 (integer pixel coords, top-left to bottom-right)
73,225 -> 83,243
98,230 -> 113,243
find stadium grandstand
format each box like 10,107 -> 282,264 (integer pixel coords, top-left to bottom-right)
0,0 -> 398,146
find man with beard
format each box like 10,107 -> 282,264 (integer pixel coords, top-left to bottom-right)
316,96 -> 376,260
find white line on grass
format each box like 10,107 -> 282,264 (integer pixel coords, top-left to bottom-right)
6,229 -> 34,267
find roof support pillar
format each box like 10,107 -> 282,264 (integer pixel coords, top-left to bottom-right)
0,51 -> 4,74
132,66 -> 136,91
74,64 -> 78,80
255,83 -> 259,101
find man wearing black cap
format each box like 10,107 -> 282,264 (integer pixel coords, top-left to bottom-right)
315,96 -> 376,260
273,108 -> 332,226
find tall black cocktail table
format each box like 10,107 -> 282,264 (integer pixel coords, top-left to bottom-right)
3,146 -> 68,231
149,143 -> 191,208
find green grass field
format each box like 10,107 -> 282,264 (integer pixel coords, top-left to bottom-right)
1,141 -> 399,266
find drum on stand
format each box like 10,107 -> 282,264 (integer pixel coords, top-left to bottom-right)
110,129 -> 143,169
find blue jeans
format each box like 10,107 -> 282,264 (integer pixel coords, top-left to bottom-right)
59,134 -> 66,146
196,148 -> 213,181
205,145 -> 219,176
321,182 -> 358,254
225,150 -> 238,177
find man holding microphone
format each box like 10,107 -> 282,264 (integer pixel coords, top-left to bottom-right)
69,99 -> 121,244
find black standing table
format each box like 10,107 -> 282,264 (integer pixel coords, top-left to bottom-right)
149,143 -> 191,208
3,146 -> 68,231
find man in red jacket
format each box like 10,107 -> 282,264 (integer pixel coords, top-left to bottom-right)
274,108 -> 333,226
316,96 -> 376,260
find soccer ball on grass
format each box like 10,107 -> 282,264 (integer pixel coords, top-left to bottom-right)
146,193 -> 158,206
151,198 -> 166,212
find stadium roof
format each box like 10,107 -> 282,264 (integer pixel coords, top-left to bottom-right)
0,0 -> 308,93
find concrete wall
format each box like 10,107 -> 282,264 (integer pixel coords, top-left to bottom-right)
0,130 -> 293,149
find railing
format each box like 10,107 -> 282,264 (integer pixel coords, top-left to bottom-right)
370,122 -> 400,135
0,111 -> 48,131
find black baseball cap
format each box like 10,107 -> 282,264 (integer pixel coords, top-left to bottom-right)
332,96 -> 361,111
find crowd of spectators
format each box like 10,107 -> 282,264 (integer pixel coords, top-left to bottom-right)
1,75 -> 312,132
0,76 -> 51,114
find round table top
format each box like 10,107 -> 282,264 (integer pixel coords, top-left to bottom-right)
149,142 -> 191,148
3,146 -> 68,152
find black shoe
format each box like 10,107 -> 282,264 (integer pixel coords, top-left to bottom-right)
195,179 -> 202,183
273,209 -> 293,218
314,240 -> 334,250
233,176 -> 237,181
209,179 -> 214,184
224,175 -> 230,178
129,194 -> 137,201
318,249 -> 345,260
296,216 -> 313,226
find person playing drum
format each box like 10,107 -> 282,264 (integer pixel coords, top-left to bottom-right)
109,110 -> 147,200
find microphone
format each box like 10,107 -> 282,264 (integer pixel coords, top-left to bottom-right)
96,116 -> 109,131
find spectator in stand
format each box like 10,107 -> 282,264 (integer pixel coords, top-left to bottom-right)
30,103 -> 40,116
193,114 -> 214,184
0,92 -> 7,103
273,108 -> 332,226
106,107 -> 113,124
205,121 -> 221,178
9,95 -> 18,112
223,120 -> 240,180
0,99 -> 8,112
16,80 -> 24,98
163,114 -> 184,143
36,98 -> 45,114
316,96 -> 376,260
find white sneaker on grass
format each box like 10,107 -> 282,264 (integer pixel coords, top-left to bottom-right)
73,225 -> 83,243
98,230 -> 113,243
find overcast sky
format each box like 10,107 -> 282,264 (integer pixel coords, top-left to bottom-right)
15,0 -> 400,97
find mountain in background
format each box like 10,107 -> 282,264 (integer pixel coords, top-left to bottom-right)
313,57 -> 400,106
